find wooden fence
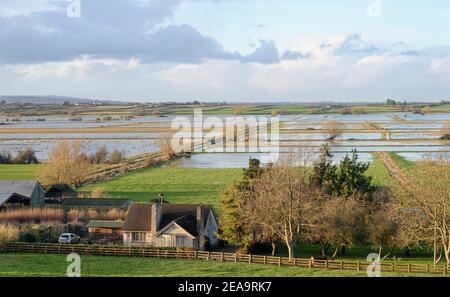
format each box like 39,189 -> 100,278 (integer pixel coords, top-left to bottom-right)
2,242 -> 449,276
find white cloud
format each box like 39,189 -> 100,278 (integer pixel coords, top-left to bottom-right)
15,56 -> 140,80
430,58 -> 450,77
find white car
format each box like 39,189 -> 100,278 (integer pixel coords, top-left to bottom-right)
58,233 -> 80,244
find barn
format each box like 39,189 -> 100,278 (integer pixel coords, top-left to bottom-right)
0,180 -> 45,208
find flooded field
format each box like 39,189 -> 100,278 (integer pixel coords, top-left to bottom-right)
1,112 -> 448,167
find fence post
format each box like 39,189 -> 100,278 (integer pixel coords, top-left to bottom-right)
294,257 -> 297,267
325,260 -> 328,269
207,251 -> 210,261
308,258 -> 313,269
194,251 -> 197,260
408,264 -> 411,273
426,264 -> 430,273
249,254 -> 252,264
221,252 -> 224,262
357,261 -> 361,271
444,265 -> 448,275
278,257 -> 281,267
234,253 -> 237,263
264,256 -> 267,265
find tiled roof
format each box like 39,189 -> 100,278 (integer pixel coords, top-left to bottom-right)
122,203 -> 153,231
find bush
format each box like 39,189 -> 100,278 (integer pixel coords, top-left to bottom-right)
108,150 -> 124,164
13,147 -> 39,164
440,134 -> 450,140
0,151 -> 13,164
90,187 -> 111,198
20,231 -> 37,243
0,225 -> 19,247
89,145 -> 108,164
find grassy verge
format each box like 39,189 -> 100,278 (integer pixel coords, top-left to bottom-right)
0,253 -> 437,277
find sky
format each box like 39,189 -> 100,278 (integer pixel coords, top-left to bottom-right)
1,0 -> 450,102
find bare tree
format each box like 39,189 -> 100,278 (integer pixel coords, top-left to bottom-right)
156,138 -> 176,158
40,141 -> 91,187
324,120 -> 345,141
241,150 -> 316,258
90,145 -> 108,164
313,196 -> 367,258
405,155 -> 450,264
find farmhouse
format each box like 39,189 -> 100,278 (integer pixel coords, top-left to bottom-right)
0,180 -> 45,208
122,202 -> 219,250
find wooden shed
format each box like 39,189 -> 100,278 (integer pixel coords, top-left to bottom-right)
86,220 -> 124,243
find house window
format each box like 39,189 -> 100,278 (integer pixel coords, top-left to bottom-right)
132,232 -> 146,242
176,235 -> 186,247
163,235 -> 174,246
162,235 -> 187,247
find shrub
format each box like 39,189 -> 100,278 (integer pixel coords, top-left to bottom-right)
20,231 -> 37,243
13,147 -> 39,164
90,187 -> 111,198
108,150 -> 124,164
144,156 -> 160,168
0,225 -> 20,247
0,151 -> 13,164
89,145 -> 108,164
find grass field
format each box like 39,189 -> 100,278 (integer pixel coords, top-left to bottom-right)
78,167 -> 242,207
0,253 -> 436,277
0,159 -> 400,207
0,164 -> 43,180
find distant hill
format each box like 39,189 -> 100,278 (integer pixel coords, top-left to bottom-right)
0,95 -> 116,104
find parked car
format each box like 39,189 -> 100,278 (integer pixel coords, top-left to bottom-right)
58,233 -> 80,244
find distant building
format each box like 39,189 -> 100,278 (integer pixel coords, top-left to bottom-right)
122,202 -> 219,250
0,180 -> 45,208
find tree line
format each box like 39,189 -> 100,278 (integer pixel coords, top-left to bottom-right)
219,145 -> 450,265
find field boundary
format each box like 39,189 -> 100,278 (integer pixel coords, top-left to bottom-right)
2,242 -> 448,276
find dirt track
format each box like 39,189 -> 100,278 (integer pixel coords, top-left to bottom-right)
377,152 -> 415,196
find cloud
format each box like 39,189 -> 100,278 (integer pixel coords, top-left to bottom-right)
242,40 -> 279,64
14,56 -> 141,80
430,58 -> 450,77
0,0 -> 243,64
281,50 -> 311,60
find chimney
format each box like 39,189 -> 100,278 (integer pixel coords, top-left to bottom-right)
158,193 -> 164,204
151,203 -> 162,234
196,206 -> 206,250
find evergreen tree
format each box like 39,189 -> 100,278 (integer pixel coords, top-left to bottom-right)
310,144 -> 337,194
218,158 -> 263,252
335,150 -> 376,200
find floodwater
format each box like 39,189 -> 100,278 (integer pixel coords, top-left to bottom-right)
0,112 -> 449,166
